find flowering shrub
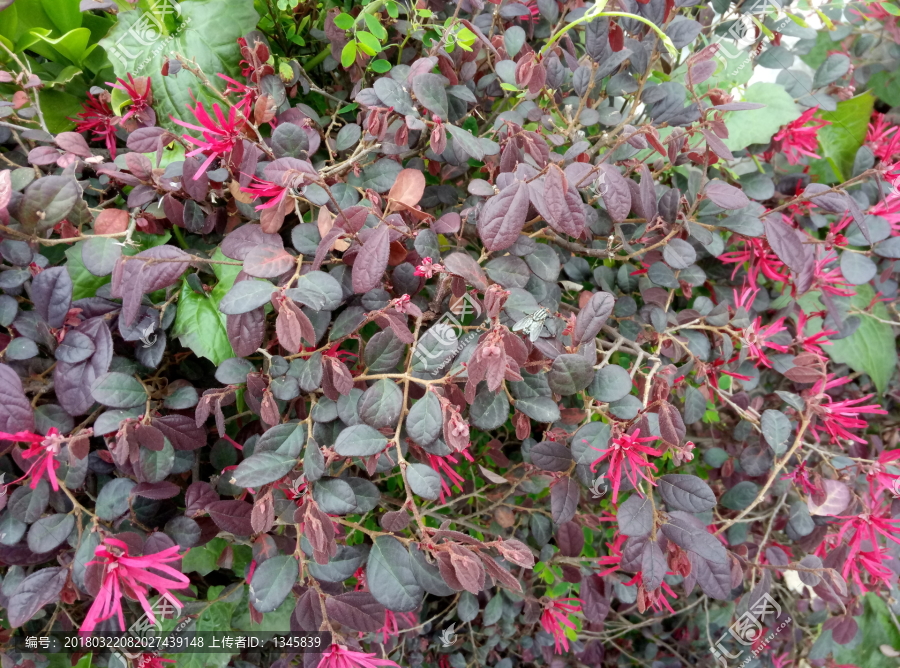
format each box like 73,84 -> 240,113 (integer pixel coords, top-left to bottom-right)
1,0 -> 900,667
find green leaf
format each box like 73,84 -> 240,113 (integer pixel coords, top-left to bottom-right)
341,40 -> 357,68
356,30 -> 380,56
798,285 -> 898,394
363,13 -> 387,40
27,514 -> 75,553
231,452 -> 297,487
761,409 -> 792,455
407,391 -> 442,446
834,594 -> 900,668
358,379 -> 403,429
720,480 -> 759,510
723,82 -> 801,151
810,92 -> 875,182
173,249 -> 237,365
139,439 -> 175,483
218,279 -> 276,315
367,536 -> 423,612
249,555 -> 297,613
182,538 -> 228,576
285,270 -> 343,310
333,12 -> 354,29
99,0 -> 259,133
370,58 -> 392,73
91,371 -> 147,408
95,478 -> 137,520
385,1 -> 399,18
313,477 -> 358,514
334,424 -> 388,457
406,463 -> 441,500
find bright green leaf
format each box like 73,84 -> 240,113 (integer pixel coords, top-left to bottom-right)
363,12 -> 387,40
333,12 -> 354,29
798,284 -> 898,394
723,82 -> 801,151
341,39 -> 357,68
356,30 -> 380,55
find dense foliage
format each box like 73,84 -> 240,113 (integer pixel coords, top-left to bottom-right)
1,0 -> 900,666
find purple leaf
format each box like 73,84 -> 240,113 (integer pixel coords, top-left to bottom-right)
31,266 -> 72,329
207,500 -> 255,535
550,476 -> 580,524
221,224 -> 283,261
54,317 -> 113,416
352,224 -> 391,294
763,214 -> 814,273
112,246 -> 191,326
573,291 -> 615,345
617,493 -> 653,537
641,540 -> 667,591
0,363 -> 34,434
658,474 -> 716,513
704,179 -> 750,209
442,252 -> 488,290
597,165 -> 632,223
7,567 -> 67,628
477,180 -> 530,251
533,164 -> 586,238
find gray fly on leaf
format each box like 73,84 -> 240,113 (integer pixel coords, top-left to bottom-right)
512,307 -> 552,342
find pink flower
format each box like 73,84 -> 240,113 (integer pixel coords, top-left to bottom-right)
782,461 -> 818,496
624,572 -> 678,613
597,533 -> 627,575
240,175 -> 289,210
589,428 -> 662,504
172,101 -> 245,178
413,257 -> 444,278
740,316 -> 789,369
388,294 -> 422,318
316,644 -> 399,668
719,238 -> 789,286
373,610 -> 417,644
867,448 -> 900,498
540,598 -> 581,653
218,73 -> 257,117
813,252 -> 854,297
108,74 -> 155,127
794,311 -> 835,357
865,111 -> 900,162
427,452 -> 467,503
81,537 -> 190,634
830,499 -> 900,591
72,92 -> 118,157
136,655 -> 175,668
808,374 -> 887,445
0,427 -> 69,492
771,107 -> 830,165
